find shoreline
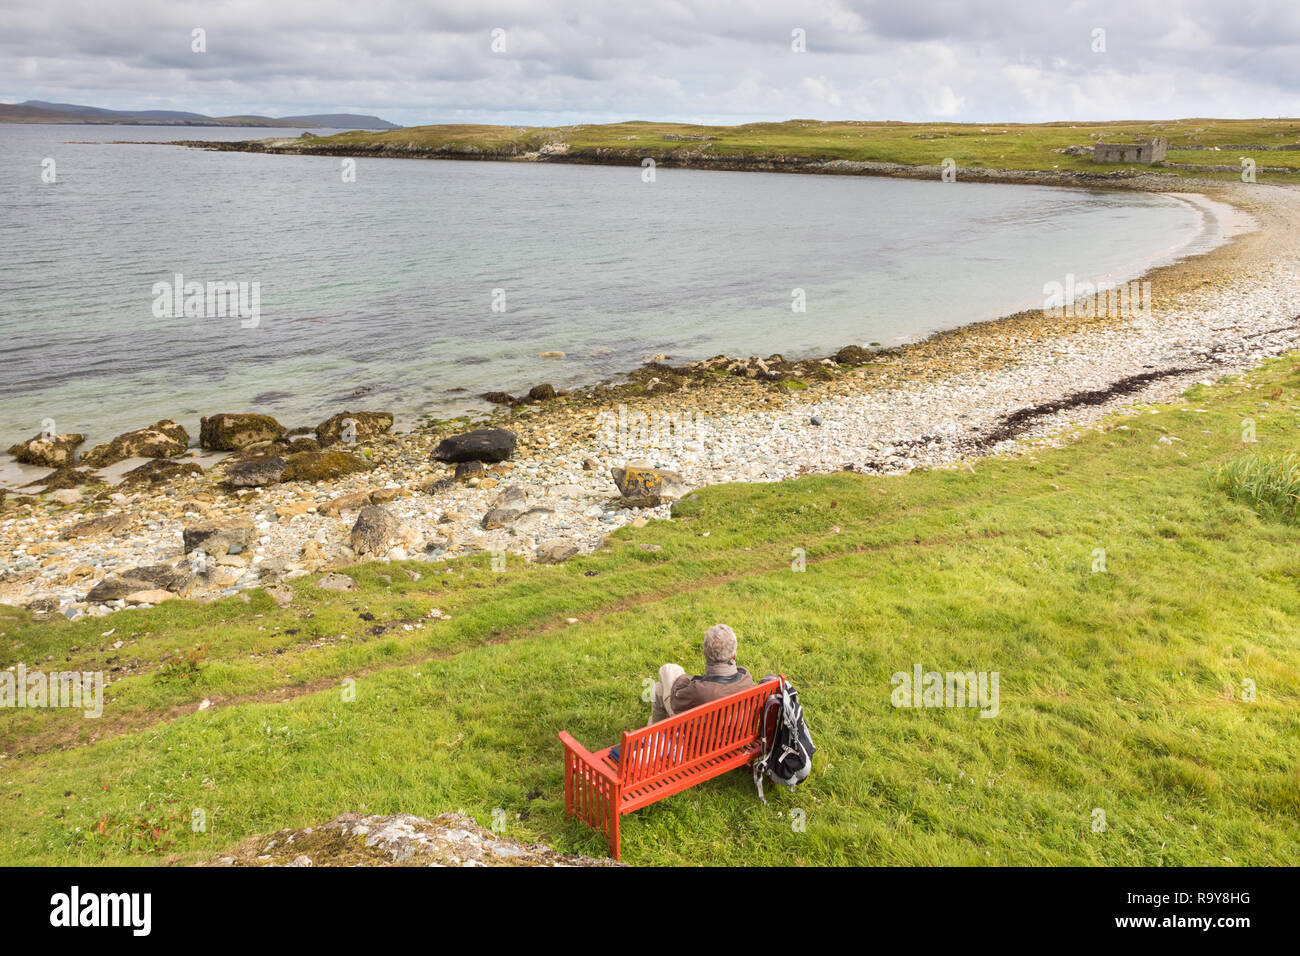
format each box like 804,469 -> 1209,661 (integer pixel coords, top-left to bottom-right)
2,172 -> 1299,620
0,158 -> 1253,457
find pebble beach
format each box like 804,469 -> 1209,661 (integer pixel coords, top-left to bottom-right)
3,177 -> 1298,621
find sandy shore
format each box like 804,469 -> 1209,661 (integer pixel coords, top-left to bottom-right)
2,175 -> 1298,619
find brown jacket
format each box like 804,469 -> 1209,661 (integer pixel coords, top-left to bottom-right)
667,665 -> 754,715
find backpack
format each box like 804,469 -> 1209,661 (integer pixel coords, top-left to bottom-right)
752,676 -> 816,804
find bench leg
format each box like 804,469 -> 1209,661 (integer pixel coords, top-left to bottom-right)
610,810 -> 621,862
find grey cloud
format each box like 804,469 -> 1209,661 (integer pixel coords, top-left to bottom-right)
1,0 -> 1297,125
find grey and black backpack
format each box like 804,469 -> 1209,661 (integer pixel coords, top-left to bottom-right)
753,676 -> 816,804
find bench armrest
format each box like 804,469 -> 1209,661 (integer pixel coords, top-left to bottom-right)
558,731 -> 618,785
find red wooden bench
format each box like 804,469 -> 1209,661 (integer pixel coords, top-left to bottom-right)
558,675 -> 781,860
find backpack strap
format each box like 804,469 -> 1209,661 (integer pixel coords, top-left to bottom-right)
751,685 -> 784,805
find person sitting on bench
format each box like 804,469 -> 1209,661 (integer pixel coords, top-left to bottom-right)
648,623 -> 755,725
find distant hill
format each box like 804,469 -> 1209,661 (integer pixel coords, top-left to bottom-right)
0,100 -> 399,130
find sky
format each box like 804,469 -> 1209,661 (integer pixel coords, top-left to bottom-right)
2,0 -> 1298,127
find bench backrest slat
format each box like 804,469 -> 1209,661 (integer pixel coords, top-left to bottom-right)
618,678 -> 777,787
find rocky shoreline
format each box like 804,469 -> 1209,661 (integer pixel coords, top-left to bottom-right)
3,178 -> 1299,621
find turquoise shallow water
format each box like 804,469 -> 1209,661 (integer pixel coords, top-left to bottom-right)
0,124 -> 1212,447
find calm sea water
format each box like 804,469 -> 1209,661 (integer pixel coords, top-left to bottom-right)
0,123 -> 1214,448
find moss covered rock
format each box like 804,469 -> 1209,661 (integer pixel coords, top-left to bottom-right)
199,413 -> 286,451
281,450 -> 374,483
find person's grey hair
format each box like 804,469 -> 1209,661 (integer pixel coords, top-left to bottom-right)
703,624 -> 738,664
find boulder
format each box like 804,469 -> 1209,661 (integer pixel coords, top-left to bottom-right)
834,345 -> 872,365
265,584 -> 294,608
124,564 -> 193,593
430,428 -> 517,464
124,589 -> 175,606
315,411 -> 394,448
119,458 -> 203,488
50,488 -> 84,506
87,576 -> 147,603
62,512 -> 132,540
481,508 -> 523,530
536,541 -> 579,564
453,461 -> 485,481
316,572 -> 357,592
183,519 -> 256,555
527,383 -> 556,402
199,413 -> 286,451
225,455 -> 286,487
610,463 -> 689,507
287,436 -> 321,453
81,420 -> 188,466
7,432 -> 84,467
321,491 -> 375,515
479,391 -> 515,405
281,450 -> 374,483
350,505 -> 406,557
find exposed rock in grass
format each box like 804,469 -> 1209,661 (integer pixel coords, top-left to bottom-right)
316,572 -> 357,591
350,505 -> 406,557
201,812 -> 621,867
536,540 -> 579,563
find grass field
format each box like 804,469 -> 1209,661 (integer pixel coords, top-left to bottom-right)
2,356 -> 1298,866
305,117 -> 1300,183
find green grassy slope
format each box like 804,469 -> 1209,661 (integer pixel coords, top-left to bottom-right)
304,117 -> 1300,182
2,358 -> 1298,865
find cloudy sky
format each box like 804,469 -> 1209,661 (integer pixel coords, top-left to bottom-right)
2,0 -> 1298,126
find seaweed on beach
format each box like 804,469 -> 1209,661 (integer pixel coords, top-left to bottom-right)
970,364 -> 1207,451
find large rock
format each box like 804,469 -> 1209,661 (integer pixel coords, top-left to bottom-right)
536,541 -> 579,564
834,345 -> 872,365
316,573 -> 357,592
7,432 -> 84,467
610,463 -> 689,507
119,458 -> 203,488
480,508 -> 525,530
281,450 -> 374,483
350,505 -> 407,557
62,512 -> 132,540
225,456 -> 286,487
86,565 -> 192,602
527,383 -> 556,402
81,420 -> 188,466
200,812 -> 621,868
199,413 -> 286,451
430,428 -> 516,464
183,519 -> 255,555
316,411 -> 394,447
